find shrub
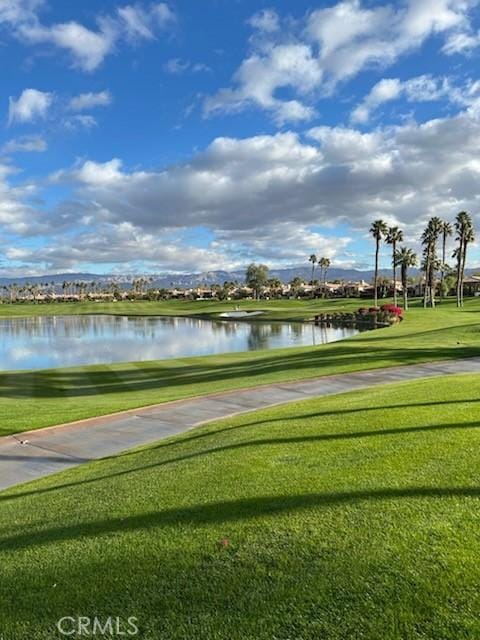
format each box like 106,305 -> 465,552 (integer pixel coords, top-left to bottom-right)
380,304 -> 403,317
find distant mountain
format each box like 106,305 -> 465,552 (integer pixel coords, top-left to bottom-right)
0,266 -> 479,289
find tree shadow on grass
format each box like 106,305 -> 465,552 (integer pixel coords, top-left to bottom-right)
1,486 -> 478,552
0,344 -> 478,400
1,418 -> 479,505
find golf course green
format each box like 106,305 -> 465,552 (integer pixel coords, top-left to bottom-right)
0,374 -> 478,639
0,297 -> 479,639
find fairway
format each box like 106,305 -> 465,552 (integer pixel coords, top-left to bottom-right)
0,375 -> 478,639
1,298 -> 480,436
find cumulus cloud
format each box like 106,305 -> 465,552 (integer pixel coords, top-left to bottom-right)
0,162 -> 45,234
204,43 -> 321,125
52,107 -> 480,243
206,0 -> 478,124
5,100 -> 480,271
68,90 -> 112,111
351,75 -> 450,123
10,222 -> 230,272
8,88 -> 53,125
1,1 -> 176,72
7,87 -> 111,130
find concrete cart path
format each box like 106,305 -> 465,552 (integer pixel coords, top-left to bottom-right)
2,356 -> 480,492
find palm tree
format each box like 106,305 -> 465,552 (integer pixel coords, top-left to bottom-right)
440,221 -> 453,298
317,257 -> 331,298
394,247 -> 418,310
369,219 -> 388,306
386,226 -> 404,306
421,217 -> 442,308
454,211 -> 475,307
308,254 -> 317,286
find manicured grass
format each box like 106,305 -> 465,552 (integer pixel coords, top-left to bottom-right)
0,375 -> 478,639
1,298 -> 480,436
0,297 -> 370,321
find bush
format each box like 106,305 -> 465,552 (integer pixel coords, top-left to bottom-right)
380,304 -> 403,317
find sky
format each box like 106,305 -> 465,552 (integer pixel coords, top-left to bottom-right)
1,0 -> 480,276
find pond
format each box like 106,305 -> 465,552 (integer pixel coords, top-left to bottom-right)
0,315 -> 361,370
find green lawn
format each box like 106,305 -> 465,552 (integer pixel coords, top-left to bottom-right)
0,375 -> 478,639
0,297 -> 367,321
0,298 -> 480,436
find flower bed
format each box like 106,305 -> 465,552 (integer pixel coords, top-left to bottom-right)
314,304 -> 403,327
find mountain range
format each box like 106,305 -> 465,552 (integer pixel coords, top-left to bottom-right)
0,266 -> 477,289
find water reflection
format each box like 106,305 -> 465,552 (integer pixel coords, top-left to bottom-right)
0,315 -> 360,370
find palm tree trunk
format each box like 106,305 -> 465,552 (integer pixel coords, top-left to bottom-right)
441,232 -> 446,298
461,238 -> 468,307
323,269 -> 328,299
423,252 -> 430,308
430,259 -> 435,308
374,240 -> 379,307
456,239 -> 463,307
392,240 -> 397,306
402,265 -> 408,310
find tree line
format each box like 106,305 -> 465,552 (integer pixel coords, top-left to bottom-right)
370,211 -> 475,310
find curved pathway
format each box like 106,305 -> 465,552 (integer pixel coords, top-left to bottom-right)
2,356 -> 480,491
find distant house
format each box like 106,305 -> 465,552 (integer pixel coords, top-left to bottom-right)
462,275 -> 480,296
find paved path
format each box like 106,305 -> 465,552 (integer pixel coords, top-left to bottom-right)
2,357 -> 480,492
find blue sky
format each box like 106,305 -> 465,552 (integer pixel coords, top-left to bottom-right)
1,0 -> 480,275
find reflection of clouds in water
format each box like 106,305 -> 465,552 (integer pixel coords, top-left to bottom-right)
0,315 -> 359,370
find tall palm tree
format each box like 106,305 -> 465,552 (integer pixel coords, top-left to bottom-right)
394,247 -> 418,310
454,211 -> 475,307
308,254 -> 317,290
369,219 -> 388,306
318,257 -> 331,298
421,217 -> 442,308
386,226 -> 404,306
440,221 -> 453,298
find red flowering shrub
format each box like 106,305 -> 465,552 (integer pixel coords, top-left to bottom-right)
380,304 -> 403,317
368,307 -> 380,313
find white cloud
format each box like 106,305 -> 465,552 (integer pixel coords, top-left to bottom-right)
0,162 -> 44,234
351,75 -> 449,123
443,29 -> 480,54
2,135 -> 47,153
0,0 -> 41,25
351,79 -> 402,124
8,88 -> 53,125
2,2 -> 176,72
248,9 -> 280,33
151,2 -> 176,27
17,20 -> 117,72
6,95 -> 480,272
308,0 -> 473,85
11,222 -> 230,271
163,58 -> 190,74
163,58 -> 210,74
50,107 -> 480,247
68,90 -> 112,111
206,0 -> 478,124
117,5 -> 154,41
204,43 -> 321,124
63,114 -> 98,130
